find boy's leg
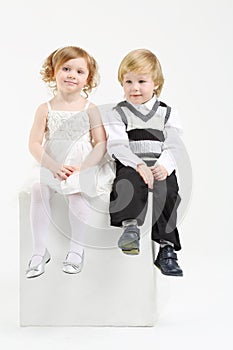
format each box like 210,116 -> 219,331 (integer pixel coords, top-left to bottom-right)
152,172 -> 183,276
110,161 -> 148,254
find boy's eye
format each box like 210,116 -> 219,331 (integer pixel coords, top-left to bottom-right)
125,80 -> 132,84
139,80 -> 146,83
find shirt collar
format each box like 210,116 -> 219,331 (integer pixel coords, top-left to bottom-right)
126,95 -> 157,112
143,95 -> 157,110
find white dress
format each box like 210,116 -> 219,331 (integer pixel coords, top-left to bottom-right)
30,101 -> 115,197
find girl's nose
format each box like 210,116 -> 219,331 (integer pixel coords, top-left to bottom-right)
67,71 -> 76,79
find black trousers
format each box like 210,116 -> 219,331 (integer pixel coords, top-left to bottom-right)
110,161 -> 181,251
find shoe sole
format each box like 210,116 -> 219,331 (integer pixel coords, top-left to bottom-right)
154,261 -> 183,277
122,248 -> 139,255
62,269 -> 82,274
27,271 -> 45,279
118,241 -> 139,255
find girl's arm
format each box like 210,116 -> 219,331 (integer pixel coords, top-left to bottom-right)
78,104 -> 107,171
29,103 -> 74,179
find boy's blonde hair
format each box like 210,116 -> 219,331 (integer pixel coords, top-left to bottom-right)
40,46 -> 99,97
118,49 -> 164,97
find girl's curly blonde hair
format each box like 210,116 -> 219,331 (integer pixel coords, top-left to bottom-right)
118,49 -> 164,97
40,46 -> 99,97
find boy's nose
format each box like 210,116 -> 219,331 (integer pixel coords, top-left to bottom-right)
132,83 -> 139,90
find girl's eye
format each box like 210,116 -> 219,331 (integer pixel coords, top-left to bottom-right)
139,80 -> 146,83
62,67 -> 70,72
78,70 -> 84,74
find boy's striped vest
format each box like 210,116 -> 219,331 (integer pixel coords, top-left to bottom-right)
114,100 -> 171,163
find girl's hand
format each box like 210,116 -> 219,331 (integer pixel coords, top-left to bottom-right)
71,164 -> 81,172
53,164 -> 76,180
150,164 -> 168,181
136,164 -> 154,189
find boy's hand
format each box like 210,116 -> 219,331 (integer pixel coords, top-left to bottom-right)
136,164 -> 154,189
150,164 -> 168,181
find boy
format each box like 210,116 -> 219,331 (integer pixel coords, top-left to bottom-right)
107,49 -> 184,276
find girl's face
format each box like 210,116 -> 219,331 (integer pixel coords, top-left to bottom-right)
55,57 -> 89,94
122,72 -> 157,105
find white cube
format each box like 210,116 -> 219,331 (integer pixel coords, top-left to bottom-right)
19,191 -> 157,326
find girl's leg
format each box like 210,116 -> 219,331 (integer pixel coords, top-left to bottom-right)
29,183 -> 52,266
66,193 -> 91,265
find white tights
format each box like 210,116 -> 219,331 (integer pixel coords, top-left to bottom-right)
30,183 -> 90,266
67,193 -> 91,263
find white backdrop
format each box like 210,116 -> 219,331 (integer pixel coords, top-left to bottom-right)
1,0 -> 233,349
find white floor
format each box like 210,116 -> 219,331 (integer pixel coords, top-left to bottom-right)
1,261 -> 231,350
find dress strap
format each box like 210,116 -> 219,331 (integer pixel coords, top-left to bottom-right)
47,101 -> 52,111
84,100 -> 90,110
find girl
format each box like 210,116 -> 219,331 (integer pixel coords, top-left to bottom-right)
26,46 -> 114,278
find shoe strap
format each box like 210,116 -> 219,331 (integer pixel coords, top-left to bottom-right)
30,248 -> 49,260
63,261 -> 82,269
63,251 -> 84,270
66,250 -> 84,259
63,251 -> 84,267
31,253 -> 44,259
160,248 -> 177,260
123,225 -> 140,237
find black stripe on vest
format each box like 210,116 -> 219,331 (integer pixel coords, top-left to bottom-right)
133,152 -> 161,159
127,128 -> 165,142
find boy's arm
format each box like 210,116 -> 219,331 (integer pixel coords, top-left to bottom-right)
157,108 -> 184,175
106,109 -> 145,169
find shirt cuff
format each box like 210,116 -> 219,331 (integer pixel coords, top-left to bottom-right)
157,151 -> 176,176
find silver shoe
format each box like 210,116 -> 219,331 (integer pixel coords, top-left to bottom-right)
26,249 -> 51,278
62,251 -> 84,274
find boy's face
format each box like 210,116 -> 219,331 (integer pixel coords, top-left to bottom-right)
122,72 -> 157,105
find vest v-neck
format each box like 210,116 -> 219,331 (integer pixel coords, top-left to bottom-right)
118,100 -> 160,122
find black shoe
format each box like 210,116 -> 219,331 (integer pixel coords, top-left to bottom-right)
154,245 -> 183,276
118,225 -> 140,255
